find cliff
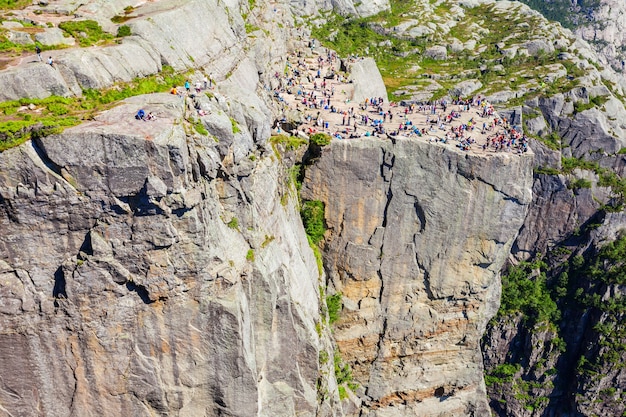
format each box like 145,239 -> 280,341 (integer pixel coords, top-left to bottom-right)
302,138 -> 533,415
2,0 -> 626,416
0,91 -> 329,416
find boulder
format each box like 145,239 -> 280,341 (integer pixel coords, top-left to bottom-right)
348,57 -> 388,103
450,79 -> 482,97
34,28 -> 76,46
7,31 -> 34,45
354,0 -> 390,17
525,39 -> 555,56
0,64 -> 73,102
424,45 -> 448,60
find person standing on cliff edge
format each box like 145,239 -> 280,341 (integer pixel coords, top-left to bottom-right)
35,45 -> 42,62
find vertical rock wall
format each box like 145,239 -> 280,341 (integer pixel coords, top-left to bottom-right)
301,138 -> 534,416
0,94 -> 324,417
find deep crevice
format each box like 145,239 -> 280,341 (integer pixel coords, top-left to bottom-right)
53,266 -> 67,304
31,137 -> 64,178
125,281 -> 154,304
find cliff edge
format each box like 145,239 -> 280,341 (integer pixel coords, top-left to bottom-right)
302,137 -> 534,416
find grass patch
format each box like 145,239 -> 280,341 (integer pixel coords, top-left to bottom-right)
269,134 -> 307,156
193,119 -> 208,136
0,0 -> 31,9
58,20 -> 113,47
227,217 -> 239,229
574,95 -> 609,114
561,157 -> 599,174
246,249 -> 255,262
326,293 -> 342,324
301,200 -> 326,244
230,117 -> 240,134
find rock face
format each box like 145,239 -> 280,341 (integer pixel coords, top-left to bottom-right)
302,138 -> 534,416
348,57 -> 388,103
0,0 -> 249,101
574,0 -> 626,71
290,0 -> 389,17
0,93 -> 325,417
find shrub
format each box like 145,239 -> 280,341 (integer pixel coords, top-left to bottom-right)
310,132 -> 331,146
246,249 -> 255,262
301,200 -> 326,244
485,363 -> 521,386
117,25 -> 131,37
59,20 -> 113,47
499,260 -> 560,325
569,178 -> 592,190
227,217 -> 239,229
326,293 -> 342,324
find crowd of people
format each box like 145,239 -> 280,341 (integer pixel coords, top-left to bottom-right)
276,48 -> 531,155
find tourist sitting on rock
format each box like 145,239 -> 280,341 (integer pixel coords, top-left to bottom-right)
135,109 -> 146,120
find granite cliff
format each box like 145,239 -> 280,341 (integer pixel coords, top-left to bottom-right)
302,138 -> 533,415
1,0 -> 626,416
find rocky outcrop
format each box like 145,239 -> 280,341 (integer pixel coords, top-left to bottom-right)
302,138 -> 534,416
0,0 -> 253,101
348,57 -> 387,103
573,0 -> 626,71
290,0 -> 389,18
0,93 -> 327,417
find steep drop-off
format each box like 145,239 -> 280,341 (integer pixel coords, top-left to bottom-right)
3,0 -> 626,416
302,138 -> 533,416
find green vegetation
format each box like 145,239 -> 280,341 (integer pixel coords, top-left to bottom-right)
116,25 -> 131,37
58,20 -> 113,47
326,293 -> 342,324
269,134 -> 307,156
574,95 -> 609,114
309,132 -> 331,147
0,0 -> 31,9
569,178 -> 592,190
534,166 -> 561,176
300,200 -> 326,276
0,65 -> 188,151
561,157 -> 599,174
193,120 -> 208,136
301,200 -> 326,244
230,117 -> 240,134
334,350 -> 359,400
499,260 -> 561,326
227,217 -> 239,229
111,6 -> 135,23
261,234 -> 275,248
485,363 -> 521,386
246,249 -> 255,262
245,23 -> 260,34
568,235 -> 626,376
311,2 -> 589,104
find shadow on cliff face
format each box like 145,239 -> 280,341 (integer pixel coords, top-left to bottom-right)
125,281 -> 154,304
52,266 -> 67,306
